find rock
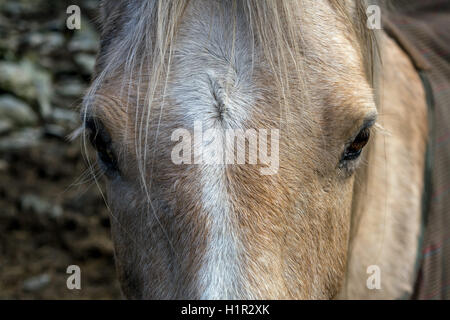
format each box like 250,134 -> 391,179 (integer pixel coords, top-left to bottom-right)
0,94 -> 38,126
68,20 -> 99,53
81,0 -> 99,11
2,2 -> 23,16
23,32 -> 65,55
0,119 -> 13,135
2,0 -> 50,16
0,61 -> 38,100
22,274 -> 51,292
39,57 -> 75,74
55,79 -> 86,98
44,124 -> 67,138
44,18 -> 66,32
0,60 -> 52,118
0,159 -> 8,171
21,194 -> 63,219
74,53 -> 96,74
0,35 -> 20,57
51,108 -> 79,126
0,128 -> 42,151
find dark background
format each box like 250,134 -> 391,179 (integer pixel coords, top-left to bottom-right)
0,0 -> 121,299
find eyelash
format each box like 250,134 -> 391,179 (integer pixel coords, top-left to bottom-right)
340,126 -> 371,169
85,118 -> 120,177
343,128 -> 371,160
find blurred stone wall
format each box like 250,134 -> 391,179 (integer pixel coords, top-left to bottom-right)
0,0 -> 121,299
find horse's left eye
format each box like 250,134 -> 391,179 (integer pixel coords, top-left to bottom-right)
85,118 -> 119,176
342,127 -> 371,162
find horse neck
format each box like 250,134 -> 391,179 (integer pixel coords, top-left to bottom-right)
340,31 -> 429,299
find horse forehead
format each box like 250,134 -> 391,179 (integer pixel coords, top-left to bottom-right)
165,1 -> 258,125
176,1 -> 366,75
93,0 -> 370,127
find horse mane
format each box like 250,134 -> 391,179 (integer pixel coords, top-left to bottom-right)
82,0 -> 380,186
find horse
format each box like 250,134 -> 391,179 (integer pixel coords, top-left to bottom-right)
80,0 -> 430,299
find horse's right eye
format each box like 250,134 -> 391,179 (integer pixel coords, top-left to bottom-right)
85,118 -> 119,176
342,127 -> 371,162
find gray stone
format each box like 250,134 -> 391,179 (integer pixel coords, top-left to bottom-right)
0,159 -> 8,171
55,79 -> 86,98
39,57 -> 75,74
24,32 -> 65,55
0,94 -> 38,126
44,124 -> 67,138
22,274 -> 51,292
0,35 -> 20,56
21,193 -> 63,218
0,60 -> 53,118
0,119 -> 13,135
51,108 -> 79,126
68,21 -> 99,53
0,128 -> 42,151
74,53 -> 96,74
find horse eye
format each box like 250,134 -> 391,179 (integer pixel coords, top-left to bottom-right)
85,118 -> 119,175
342,127 -> 371,162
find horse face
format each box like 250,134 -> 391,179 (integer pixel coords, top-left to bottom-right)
83,0 -> 377,299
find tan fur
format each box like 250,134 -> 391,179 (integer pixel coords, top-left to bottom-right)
82,1 -> 427,299
339,32 -> 428,299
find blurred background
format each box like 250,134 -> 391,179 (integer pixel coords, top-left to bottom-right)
0,0 -> 122,298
